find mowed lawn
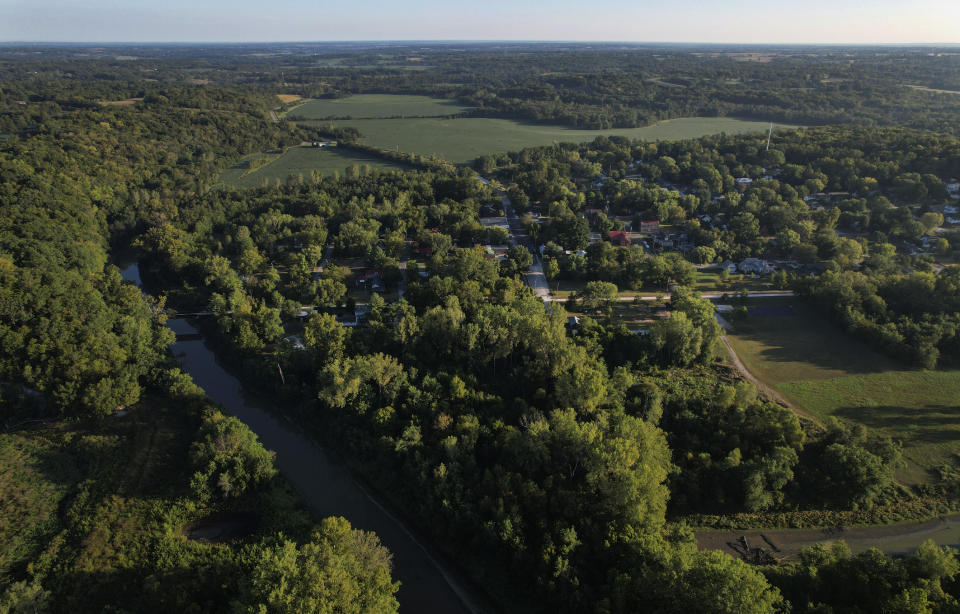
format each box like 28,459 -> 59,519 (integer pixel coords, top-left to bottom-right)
219,146 -> 409,188
289,94 -> 471,119
726,301 -> 960,481
309,116 -> 786,164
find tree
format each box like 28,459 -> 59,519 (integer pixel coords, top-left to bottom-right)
0,580 -> 51,614
920,211 -> 944,234
649,312 -> 704,367
506,244 -> 533,272
544,257 -> 560,281
304,312 -> 349,364
690,246 -> 716,264
190,410 -> 278,502
578,280 -> 619,311
234,517 -> 399,614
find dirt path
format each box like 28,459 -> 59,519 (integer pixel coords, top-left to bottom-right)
698,514 -> 960,563
719,334 -> 819,422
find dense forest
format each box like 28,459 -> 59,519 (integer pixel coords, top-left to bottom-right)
0,75 -> 398,612
3,43 -> 960,613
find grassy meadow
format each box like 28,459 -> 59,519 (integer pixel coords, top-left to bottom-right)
726,300 -> 960,482
219,145 -> 409,188
311,116 -> 785,164
288,94 -> 471,119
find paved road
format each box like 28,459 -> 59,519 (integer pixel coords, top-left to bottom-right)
543,291 -> 795,303
493,182 -> 551,299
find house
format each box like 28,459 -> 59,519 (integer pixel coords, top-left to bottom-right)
357,269 -> 384,292
484,245 -> 510,261
945,181 -> 959,198
720,260 -> 737,274
479,216 -> 510,233
640,220 -> 660,233
609,231 -> 631,246
296,306 -> 317,319
283,335 -> 306,350
944,205 -> 959,215
568,316 -> 581,326
653,234 -> 674,249
947,217 -> 960,225
739,258 -> 774,274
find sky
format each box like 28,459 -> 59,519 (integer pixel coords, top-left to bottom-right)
2,0 -> 959,44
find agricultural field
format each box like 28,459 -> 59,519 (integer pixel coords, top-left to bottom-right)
312,116 -> 788,164
219,145 -> 409,188
726,300 -> 960,482
288,94 -> 470,119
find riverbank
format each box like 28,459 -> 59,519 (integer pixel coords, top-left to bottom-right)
168,316 -> 493,614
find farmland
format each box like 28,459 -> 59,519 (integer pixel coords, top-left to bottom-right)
219,145 -> 409,188
288,94 -> 471,119
312,116 -> 787,164
726,301 -> 960,482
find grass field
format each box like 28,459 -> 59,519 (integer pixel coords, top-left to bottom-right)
726,300 -> 960,482
290,94 -> 471,119
306,116 -> 786,164
219,145 -> 409,188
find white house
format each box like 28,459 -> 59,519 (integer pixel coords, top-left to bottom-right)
739,258 -> 774,274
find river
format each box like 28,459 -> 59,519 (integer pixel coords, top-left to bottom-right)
121,263 -> 479,614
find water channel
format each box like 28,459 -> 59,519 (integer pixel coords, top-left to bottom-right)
121,263 -> 480,614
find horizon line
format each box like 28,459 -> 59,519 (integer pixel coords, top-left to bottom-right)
2,39 -> 960,47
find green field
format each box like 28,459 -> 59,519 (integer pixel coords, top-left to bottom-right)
219,146 -> 409,188
308,116 -> 786,164
726,301 -> 960,482
289,94 -> 471,119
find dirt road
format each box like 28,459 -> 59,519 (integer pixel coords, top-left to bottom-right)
698,514 -> 960,563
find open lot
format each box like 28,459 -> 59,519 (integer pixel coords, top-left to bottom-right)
296,116 -> 787,164
289,94 -> 471,119
219,145 -> 409,188
726,300 -> 960,482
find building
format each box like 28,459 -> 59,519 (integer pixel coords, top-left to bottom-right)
484,245 -> 510,261
608,231 -> 631,246
720,260 -> 738,274
739,258 -> 774,274
283,335 -> 306,350
736,177 -> 753,185
639,220 -> 660,233
945,180 -> 959,199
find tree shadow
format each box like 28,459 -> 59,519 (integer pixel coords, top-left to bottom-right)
834,404 -> 960,444
736,325 -> 899,376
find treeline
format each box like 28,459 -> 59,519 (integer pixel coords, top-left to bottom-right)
5,44 -> 960,135
797,267 -> 960,368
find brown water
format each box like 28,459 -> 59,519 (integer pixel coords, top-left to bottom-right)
166,311 -> 479,613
